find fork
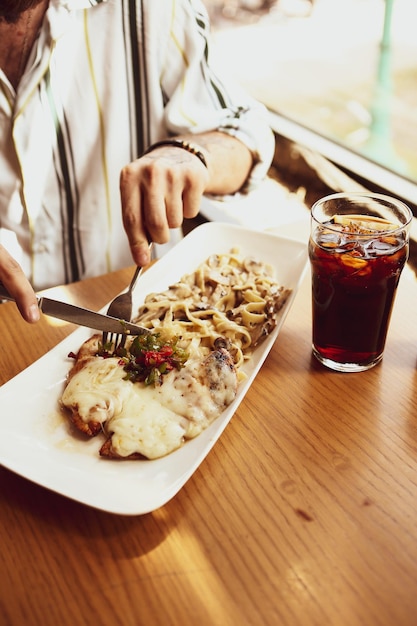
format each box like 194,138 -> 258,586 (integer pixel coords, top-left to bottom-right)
103,243 -> 153,349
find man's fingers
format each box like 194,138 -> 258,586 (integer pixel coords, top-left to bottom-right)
0,245 -> 39,323
182,177 -> 205,219
121,167 -> 150,265
120,149 -> 208,265
121,162 -> 172,264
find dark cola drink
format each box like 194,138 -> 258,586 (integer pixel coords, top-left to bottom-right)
309,215 -> 409,372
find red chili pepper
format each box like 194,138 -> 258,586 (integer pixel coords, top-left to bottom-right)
143,347 -> 174,367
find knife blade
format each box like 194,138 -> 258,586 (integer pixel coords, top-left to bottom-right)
0,284 -> 149,336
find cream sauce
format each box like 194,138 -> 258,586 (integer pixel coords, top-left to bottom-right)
62,350 -> 237,459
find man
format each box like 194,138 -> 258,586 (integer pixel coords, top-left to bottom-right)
0,0 -> 274,323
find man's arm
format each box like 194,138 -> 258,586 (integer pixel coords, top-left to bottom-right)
177,131 -> 253,195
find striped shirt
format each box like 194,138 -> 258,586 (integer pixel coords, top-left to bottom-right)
0,0 -> 274,290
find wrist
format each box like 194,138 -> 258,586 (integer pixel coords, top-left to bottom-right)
143,139 -> 208,169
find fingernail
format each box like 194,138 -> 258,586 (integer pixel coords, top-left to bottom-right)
136,251 -> 149,267
28,304 -> 40,323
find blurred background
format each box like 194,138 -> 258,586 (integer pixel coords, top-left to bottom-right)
202,0 -> 417,184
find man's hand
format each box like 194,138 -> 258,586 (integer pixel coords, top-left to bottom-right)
120,143 -> 209,267
120,132 -> 253,267
0,245 -> 39,323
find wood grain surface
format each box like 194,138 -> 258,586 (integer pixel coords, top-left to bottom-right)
1,262 -> 417,626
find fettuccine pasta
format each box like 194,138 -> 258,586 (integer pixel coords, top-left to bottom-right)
133,248 -> 291,370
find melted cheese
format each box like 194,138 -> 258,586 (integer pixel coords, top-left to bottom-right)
62,352 -> 237,459
107,357 -> 234,456
61,358 -> 129,424
109,390 -> 188,458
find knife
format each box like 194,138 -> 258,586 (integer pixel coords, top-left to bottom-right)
0,284 -> 150,336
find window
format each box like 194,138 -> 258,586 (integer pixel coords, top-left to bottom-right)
204,0 -> 417,206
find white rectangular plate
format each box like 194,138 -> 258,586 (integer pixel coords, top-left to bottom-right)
0,223 -> 307,514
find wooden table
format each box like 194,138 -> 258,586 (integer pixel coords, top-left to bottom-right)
1,260 -> 417,626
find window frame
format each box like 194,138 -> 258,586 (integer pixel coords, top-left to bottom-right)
269,110 -> 417,214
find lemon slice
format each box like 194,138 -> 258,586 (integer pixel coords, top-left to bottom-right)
333,214 -> 398,232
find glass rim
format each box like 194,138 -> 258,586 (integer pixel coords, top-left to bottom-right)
311,192 -> 413,235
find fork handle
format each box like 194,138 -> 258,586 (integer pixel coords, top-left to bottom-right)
128,265 -> 144,292
129,243 -> 153,292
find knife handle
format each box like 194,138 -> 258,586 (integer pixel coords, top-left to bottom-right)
0,283 -> 13,301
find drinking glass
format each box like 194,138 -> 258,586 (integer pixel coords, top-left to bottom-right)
309,192 -> 413,372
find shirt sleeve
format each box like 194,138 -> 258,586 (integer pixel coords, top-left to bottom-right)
152,0 -> 275,193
